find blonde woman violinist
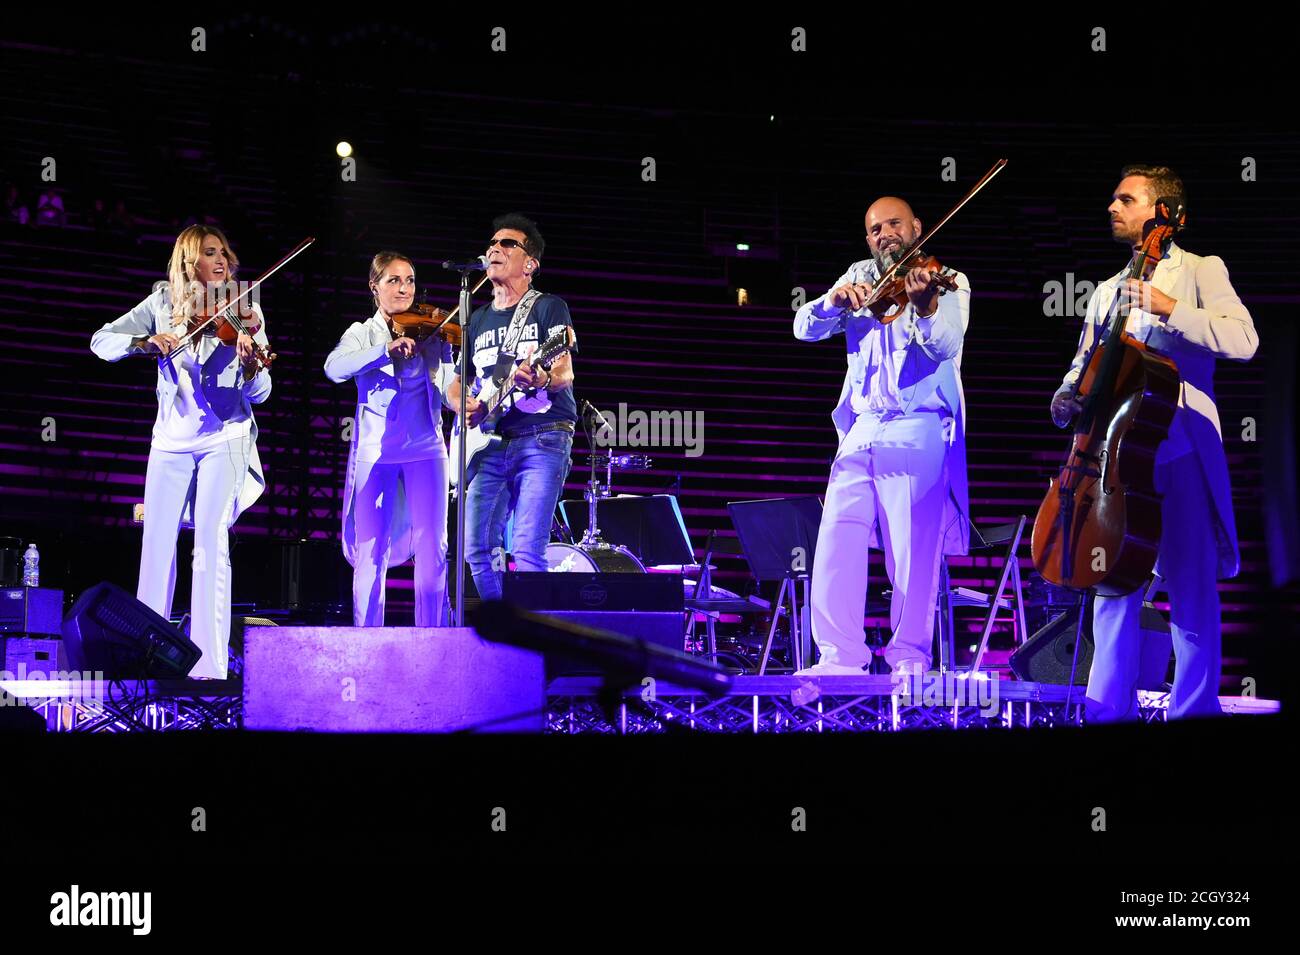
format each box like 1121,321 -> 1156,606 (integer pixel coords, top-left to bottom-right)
91,225 -> 271,679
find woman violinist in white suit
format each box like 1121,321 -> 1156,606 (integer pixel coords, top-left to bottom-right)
91,225 -> 271,679
325,252 -> 454,627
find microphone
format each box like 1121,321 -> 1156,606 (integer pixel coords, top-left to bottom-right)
469,600 -> 733,696
580,400 -> 611,432
441,255 -> 490,271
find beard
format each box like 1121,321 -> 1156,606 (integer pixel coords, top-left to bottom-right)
872,236 -> 916,273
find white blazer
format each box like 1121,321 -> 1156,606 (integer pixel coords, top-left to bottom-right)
324,309 -> 455,566
90,284 -> 271,525
795,258 -> 972,556
1055,243 -> 1259,579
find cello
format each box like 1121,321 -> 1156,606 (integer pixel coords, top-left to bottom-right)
1030,198 -> 1186,596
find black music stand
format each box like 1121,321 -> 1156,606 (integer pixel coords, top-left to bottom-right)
726,496 -> 823,674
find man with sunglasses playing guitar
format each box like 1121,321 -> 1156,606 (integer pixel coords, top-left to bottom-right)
446,213 -> 577,601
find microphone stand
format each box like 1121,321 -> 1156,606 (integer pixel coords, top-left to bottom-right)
453,267 -> 476,627
579,399 -> 613,551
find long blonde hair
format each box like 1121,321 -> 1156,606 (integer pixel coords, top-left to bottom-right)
166,226 -> 239,327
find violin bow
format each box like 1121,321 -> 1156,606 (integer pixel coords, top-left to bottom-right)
423,274 -> 491,341
160,235 -> 316,367
873,158 -> 1008,288
442,274 -> 490,324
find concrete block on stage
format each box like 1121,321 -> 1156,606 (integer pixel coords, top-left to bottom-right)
243,626 -> 543,733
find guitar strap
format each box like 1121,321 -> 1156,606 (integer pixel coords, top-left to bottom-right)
490,289 -> 543,387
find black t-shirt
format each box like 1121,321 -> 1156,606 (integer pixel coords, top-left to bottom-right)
465,292 -> 577,430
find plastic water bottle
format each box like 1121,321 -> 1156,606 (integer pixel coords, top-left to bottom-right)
22,543 -> 39,588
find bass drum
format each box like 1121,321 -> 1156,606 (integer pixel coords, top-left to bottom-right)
545,542 -> 645,573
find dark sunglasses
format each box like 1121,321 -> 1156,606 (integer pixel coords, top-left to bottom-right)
487,237 -> 529,253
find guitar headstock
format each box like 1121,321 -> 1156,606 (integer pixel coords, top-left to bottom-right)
534,329 -> 571,369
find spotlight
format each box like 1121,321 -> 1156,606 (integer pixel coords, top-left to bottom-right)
336,141 -> 353,158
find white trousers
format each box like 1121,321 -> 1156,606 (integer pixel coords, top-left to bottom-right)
1086,453 -> 1223,721
352,455 -> 449,627
138,438 -> 249,679
810,412 -> 949,670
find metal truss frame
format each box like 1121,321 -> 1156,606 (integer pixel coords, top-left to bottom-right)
4,678 -> 1274,735
8,681 -> 242,732
549,676 -> 1117,734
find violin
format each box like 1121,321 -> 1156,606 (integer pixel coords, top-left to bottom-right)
863,250 -> 959,322
389,274 -> 490,348
390,303 -> 461,347
188,296 -> 277,370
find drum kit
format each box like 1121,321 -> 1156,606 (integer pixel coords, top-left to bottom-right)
544,438 -> 653,572
533,407 -> 792,672
543,540 -> 644,573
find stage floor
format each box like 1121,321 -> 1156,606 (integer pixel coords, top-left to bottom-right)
2,673 -> 1280,733
545,674 -> 1280,733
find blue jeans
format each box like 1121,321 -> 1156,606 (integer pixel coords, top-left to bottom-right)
464,425 -> 573,601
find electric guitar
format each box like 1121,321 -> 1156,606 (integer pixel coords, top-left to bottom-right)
449,328 -> 571,485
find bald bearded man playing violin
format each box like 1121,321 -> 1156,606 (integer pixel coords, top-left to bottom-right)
794,197 -> 972,677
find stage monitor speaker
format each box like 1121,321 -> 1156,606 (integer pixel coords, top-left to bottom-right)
61,581 -> 199,679
0,587 -> 63,635
1010,602 -> 1173,688
1010,611 -> 1092,684
504,572 -> 682,612
262,539 -> 351,617
534,610 -> 686,677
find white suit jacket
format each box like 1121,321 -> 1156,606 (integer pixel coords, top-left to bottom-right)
324,310 -> 455,567
90,284 -> 271,525
1054,243 -> 1258,579
795,258 -> 972,556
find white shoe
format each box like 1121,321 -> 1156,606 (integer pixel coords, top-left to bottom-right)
793,661 -> 870,677
891,659 -> 930,677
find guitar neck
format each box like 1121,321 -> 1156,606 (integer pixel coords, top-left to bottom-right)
464,337 -> 570,426
489,345 -> 569,411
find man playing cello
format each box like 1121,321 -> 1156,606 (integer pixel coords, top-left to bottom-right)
1051,165 -> 1258,720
